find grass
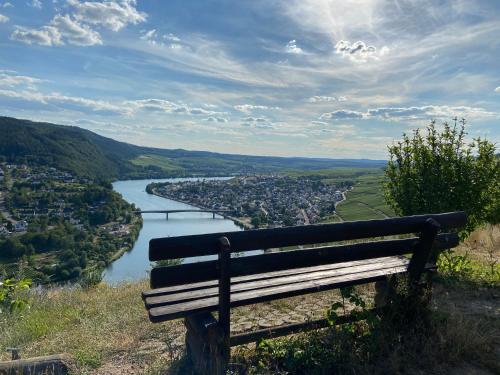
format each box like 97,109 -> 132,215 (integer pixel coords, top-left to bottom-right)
437,224 -> 500,287
131,154 -> 183,173
336,174 -> 396,221
0,280 -> 184,374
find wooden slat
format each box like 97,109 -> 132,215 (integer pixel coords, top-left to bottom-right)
145,257 -> 408,308
142,256 -> 401,299
149,212 -> 466,260
217,236 -> 231,371
149,233 -> 459,288
148,264 -> 409,322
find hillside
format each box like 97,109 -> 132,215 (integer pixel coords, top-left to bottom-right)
0,117 -> 141,180
0,116 -> 386,181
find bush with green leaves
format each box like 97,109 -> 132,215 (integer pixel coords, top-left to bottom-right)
0,277 -> 31,314
385,119 -> 499,236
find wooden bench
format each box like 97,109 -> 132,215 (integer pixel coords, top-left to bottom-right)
142,212 -> 466,374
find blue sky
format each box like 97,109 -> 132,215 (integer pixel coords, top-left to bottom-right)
0,0 -> 499,159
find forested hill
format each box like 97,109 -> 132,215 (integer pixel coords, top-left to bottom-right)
0,116 -> 386,180
0,116 -> 142,180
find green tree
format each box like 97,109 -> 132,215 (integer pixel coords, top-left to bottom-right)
385,119 -> 499,235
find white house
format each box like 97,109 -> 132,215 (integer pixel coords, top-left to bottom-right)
14,221 -> 28,232
0,225 -> 9,236
335,190 -> 343,201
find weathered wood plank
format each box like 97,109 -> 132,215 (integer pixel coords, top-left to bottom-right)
0,354 -> 72,375
408,218 -> 440,282
145,257 -> 408,308
184,312 -> 218,375
148,265 -> 409,322
217,236 -> 231,374
149,212 -> 465,260
150,233 -> 459,288
143,256 -> 400,299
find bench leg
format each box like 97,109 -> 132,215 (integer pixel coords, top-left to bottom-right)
374,275 -> 398,308
184,313 -> 229,375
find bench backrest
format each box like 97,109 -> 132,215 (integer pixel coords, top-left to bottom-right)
149,212 -> 466,289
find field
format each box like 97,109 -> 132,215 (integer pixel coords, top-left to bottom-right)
335,174 -> 396,221
286,167 -> 395,222
130,154 -> 183,173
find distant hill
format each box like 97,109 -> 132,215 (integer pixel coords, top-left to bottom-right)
0,116 -> 386,180
0,116 -> 141,180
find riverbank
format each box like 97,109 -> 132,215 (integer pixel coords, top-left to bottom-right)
0,167 -> 143,284
103,178 -> 244,283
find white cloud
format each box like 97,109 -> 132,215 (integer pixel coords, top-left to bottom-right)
0,13 -> 8,22
285,39 -> 303,54
320,109 -> 364,120
0,88 -> 128,114
140,29 -> 156,41
0,77 -> 226,118
205,116 -> 228,123
321,105 -> 498,121
0,71 -> 42,88
240,116 -> 276,129
50,14 -> 102,46
11,14 -> 102,46
495,86 -> 500,93
129,98 -> 225,116
367,105 -> 497,121
127,98 -> 178,113
11,25 -> 62,46
335,40 -> 387,62
67,0 -> 147,32
163,33 -> 180,42
233,104 -> 280,113
1,2 -> 13,8
308,96 -> 337,103
11,0 -> 145,47
140,29 -> 184,48
28,0 -> 42,9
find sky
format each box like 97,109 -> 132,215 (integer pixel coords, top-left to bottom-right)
0,0 -> 499,159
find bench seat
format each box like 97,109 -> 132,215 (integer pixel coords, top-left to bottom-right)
144,255 -> 423,322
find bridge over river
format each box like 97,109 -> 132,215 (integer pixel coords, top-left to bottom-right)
134,209 -> 233,220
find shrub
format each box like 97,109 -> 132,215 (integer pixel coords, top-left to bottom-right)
0,277 -> 31,314
385,119 -> 499,236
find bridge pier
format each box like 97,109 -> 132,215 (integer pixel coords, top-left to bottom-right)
166,213 -> 169,220
213,212 -> 215,219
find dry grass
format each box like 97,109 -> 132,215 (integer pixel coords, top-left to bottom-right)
437,224 -> 500,287
0,280 -> 185,374
457,224 -> 499,264
0,278 -> 498,374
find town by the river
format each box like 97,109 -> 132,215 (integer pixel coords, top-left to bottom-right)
103,178 -> 243,283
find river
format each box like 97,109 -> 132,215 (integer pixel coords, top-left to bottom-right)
103,178 -> 243,284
